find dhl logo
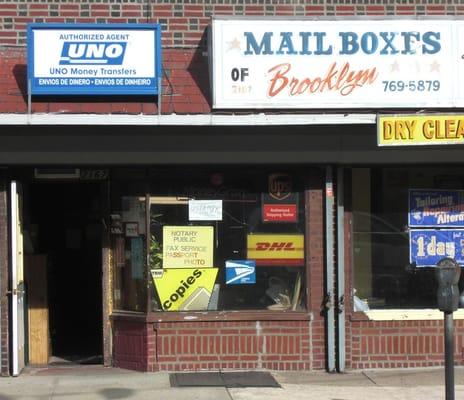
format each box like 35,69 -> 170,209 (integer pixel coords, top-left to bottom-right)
254,242 -> 297,251
247,234 -> 304,266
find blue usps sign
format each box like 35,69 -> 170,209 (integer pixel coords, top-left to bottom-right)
410,229 -> 464,267
27,23 -> 162,95
409,190 -> 464,227
225,260 -> 256,285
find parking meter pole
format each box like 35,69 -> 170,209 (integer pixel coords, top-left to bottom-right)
444,312 -> 455,400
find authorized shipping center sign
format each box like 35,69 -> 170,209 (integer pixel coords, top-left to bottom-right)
211,17 -> 464,109
27,23 -> 161,95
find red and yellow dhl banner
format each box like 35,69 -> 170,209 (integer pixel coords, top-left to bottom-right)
247,234 -> 304,266
378,114 -> 464,146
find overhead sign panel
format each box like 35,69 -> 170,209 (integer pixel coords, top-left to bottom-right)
211,18 -> 462,109
27,23 -> 161,95
378,114 -> 464,146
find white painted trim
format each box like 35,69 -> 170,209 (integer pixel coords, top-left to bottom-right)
365,309 -> 464,321
0,113 -> 377,126
10,181 -> 19,376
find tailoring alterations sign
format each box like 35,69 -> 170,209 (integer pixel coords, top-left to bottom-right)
27,23 -> 161,95
211,18 -> 464,109
409,190 -> 464,227
163,226 -> 214,268
247,234 -> 304,266
378,115 -> 464,146
152,268 -> 218,311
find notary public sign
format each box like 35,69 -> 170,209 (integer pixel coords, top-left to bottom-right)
211,17 -> 464,109
409,190 -> 464,228
27,23 -> 162,95
378,114 -> 464,146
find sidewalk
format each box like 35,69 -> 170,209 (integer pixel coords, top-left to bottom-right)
0,365 -> 462,400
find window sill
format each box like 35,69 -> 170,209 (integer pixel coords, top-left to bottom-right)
111,309 -> 313,322
357,309 -> 464,321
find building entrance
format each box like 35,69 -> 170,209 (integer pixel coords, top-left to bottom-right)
24,182 -> 103,364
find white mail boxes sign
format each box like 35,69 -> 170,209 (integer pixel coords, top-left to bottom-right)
211,17 -> 464,109
27,23 -> 161,95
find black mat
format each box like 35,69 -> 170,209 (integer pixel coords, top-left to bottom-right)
170,371 -> 280,388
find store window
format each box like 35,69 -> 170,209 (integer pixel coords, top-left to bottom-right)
352,167 -> 464,310
111,176 -> 147,312
112,168 -> 307,313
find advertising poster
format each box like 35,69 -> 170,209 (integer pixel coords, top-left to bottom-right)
409,189 -> 464,227
247,234 -> 304,266
130,237 -> 144,279
189,200 -> 223,221
410,229 -> 464,267
225,260 -> 256,285
163,226 -> 214,268
152,268 -> 218,311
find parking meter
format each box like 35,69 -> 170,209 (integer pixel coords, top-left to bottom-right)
435,258 -> 461,313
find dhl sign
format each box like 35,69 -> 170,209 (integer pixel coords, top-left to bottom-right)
247,234 -> 305,266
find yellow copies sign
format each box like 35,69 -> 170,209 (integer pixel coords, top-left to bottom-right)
247,234 -> 304,266
378,114 -> 464,146
152,268 -> 218,311
163,226 -> 214,268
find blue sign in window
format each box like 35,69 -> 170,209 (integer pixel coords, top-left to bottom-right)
410,229 -> 464,267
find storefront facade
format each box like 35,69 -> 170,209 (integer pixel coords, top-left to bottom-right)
2,3 -> 464,376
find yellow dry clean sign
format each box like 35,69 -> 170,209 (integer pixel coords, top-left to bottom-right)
152,268 -> 218,311
163,226 -> 214,268
247,234 -> 304,266
378,114 -> 464,146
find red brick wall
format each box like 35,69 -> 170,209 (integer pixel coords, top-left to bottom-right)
349,319 -> 464,369
0,1 -> 458,48
113,319 -> 314,372
153,320 -> 311,371
0,47 -> 210,114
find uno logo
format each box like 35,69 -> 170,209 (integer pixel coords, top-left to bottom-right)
163,269 -> 202,310
59,42 -> 127,65
255,242 -> 296,251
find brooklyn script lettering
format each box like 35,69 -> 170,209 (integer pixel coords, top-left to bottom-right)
267,61 -> 378,97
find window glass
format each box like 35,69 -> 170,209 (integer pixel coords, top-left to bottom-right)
111,176 -> 147,312
352,167 -> 464,310
148,168 -> 307,312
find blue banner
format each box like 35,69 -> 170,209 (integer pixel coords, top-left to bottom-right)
225,260 -> 256,285
27,23 -> 162,96
410,229 -> 464,267
409,189 -> 464,227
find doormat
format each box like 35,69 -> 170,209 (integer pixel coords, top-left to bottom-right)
169,371 -> 280,388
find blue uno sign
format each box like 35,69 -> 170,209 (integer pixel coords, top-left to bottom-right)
409,189 -> 464,227
410,229 -> 464,267
27,23 -> 162,95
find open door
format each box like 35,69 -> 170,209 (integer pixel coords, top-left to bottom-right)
10,181 -> 25,376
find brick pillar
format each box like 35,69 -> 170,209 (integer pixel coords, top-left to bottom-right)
306,168 -> 325,370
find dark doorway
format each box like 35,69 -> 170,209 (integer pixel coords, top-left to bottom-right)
26,182 -> 103,362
